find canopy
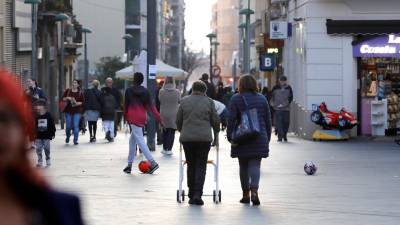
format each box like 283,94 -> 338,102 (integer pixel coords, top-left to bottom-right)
116,52 -> 188,81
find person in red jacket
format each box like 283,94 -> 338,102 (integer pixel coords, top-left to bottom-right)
123,72 -> 162,174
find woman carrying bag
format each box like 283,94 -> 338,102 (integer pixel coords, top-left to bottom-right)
227,75 -> 272,206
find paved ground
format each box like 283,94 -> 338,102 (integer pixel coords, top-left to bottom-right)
35,126 -> 400,225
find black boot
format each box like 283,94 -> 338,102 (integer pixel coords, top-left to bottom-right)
240,189 -> 250,204
250,188 -> 260,206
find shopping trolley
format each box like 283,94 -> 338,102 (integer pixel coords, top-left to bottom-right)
176,143 -> 222,204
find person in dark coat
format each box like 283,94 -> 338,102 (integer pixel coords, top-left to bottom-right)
216,81 -> 225,102
155,80 -> 165,145
101,87 -> 118,142
102,78 -> 123,137
227,75 -> 272,206
26,78 -> 47,103
84,80 -> 102,142
0,70 -> 85,225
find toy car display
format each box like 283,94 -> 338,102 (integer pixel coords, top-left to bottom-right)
311,102 -> 358,130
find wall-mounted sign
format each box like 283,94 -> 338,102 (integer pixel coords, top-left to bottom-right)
260,54 -> 277,71
353,35 -> 400,58
270,21 -> 288,40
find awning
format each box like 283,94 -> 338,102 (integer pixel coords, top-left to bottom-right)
327,19 -> 400,35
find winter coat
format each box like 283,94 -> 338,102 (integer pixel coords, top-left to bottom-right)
62,89 -> 85,114
84,88 -> 102,111
101,89 -> 118,121
271,84 -> 293,111
227,93 -> 272,158
124,85 -> 162,127
27,86 -> 47,102
101,87 -> 122,109
176,95 -> 220,143
203,80 -> 216,99
159,83 -> 181,129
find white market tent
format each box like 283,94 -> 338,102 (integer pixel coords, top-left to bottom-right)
116,51 -> 188,81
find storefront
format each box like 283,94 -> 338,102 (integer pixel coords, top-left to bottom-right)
353,35 -> 400,136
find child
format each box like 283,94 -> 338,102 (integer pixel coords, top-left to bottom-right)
101,87 -> 118,142
34,99 -> 56,168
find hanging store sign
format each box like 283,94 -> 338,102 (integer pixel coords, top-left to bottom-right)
270,21 -> 289,39
260,54 -> 277,71
353,35 -> 400,58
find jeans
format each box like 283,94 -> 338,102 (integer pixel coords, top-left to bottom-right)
182,142 -> 211,198
238,157 -> 262,190
162,128 -> 175,151
275,110 -> 290,140
103,120 -> 115,139
128,124 -> 155,164
65,113 -> 81,144
35,139 -> 51,163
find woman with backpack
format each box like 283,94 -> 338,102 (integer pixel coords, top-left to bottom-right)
101,86 -> 118,142
84,80 -> 102,143
227,75 -> 272,206
62,79 -> 85,145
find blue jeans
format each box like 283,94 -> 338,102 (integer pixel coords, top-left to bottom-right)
65,113 -> 81,143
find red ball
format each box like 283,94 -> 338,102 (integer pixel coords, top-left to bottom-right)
138,160 -> 151,173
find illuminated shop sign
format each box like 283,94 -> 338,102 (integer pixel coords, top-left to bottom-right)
353,35 -> 400,58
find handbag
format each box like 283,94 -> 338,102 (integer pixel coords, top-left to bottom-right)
59,89 -> 71,112
232,95 -> 261,144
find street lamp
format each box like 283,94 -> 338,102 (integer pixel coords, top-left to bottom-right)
56,13 -> 69,129
122,34 -> 134,64
239,1 -> 254,74
206,33 -> 217,77
212,41 -> 220,66
81,27 -> 92,89
24,0 -> 41,80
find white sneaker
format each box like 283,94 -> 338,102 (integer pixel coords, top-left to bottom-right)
161,150 -> 167,155
46,160 -> 51,168
165,150 -> 173,155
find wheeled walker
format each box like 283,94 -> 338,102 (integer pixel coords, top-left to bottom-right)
176,143 -> 221,204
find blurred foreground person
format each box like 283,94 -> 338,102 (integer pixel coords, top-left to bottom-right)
0,70 -> 85,225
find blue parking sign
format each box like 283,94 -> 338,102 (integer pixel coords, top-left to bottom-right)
260,54 -> 276,71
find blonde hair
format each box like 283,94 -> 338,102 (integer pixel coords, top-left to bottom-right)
92,80 -> 100,88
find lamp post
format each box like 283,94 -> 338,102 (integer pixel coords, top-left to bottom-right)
122,34 -> 134,64
239,0 -> 254,74
206,33 -> 216,77
81,28 -> 92,89
212,41 -> 220,66
56,13 -> 69,129
24,0 -> 41,80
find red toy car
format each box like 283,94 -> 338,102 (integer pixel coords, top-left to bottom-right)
311,102 -> 358,130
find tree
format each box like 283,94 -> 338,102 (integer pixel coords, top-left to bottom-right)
95,56 -> 126,90
181,47 -> 205,95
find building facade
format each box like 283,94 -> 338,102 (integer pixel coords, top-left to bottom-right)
165,0 -> 185,68
281,0 -> 400,139
0,0 -> 31,82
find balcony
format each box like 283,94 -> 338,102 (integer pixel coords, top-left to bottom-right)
39,0 -> 73,14
126,14 -> 141,26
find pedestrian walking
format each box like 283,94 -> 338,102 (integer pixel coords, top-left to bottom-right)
155,80 -> 165,145
62,79 -> 85,145
34,99 -> 56,168
227,75 -> 272,206
271,76 -> 293,142
0,70 -> 85,225
216,81 -> 225,102
213,99 -> 229,132
176,81 -> 220,205
102,78 -> 123,137
222,86 -> 234,107
101,86 -> 119,142
159,77 -> 181,155
25,78 -> 46,103
123,72 -> 162,174
84,80 -> 102,143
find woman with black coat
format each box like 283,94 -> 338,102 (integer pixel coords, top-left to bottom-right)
84,80 -> 102,142
227,75 -> 272,206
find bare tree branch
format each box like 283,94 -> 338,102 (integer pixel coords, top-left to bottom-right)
182,47 -> 205,95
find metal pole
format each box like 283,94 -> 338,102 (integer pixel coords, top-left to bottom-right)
147,0 -> 157,151
243,0 -> 251,74
31,3 -> 38,79
209,38 -> 213,76
233,58 -> 237,90
84,32 -> 88,89
214,44 -> 217,65
59,22 -> 65,129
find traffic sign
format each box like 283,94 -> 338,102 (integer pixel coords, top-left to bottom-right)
212,65 -> 221,78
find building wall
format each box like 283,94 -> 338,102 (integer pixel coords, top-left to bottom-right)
73,0 -> 125,71
285,0 -> 400,139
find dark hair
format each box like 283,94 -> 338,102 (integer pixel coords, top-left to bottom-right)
279,76 -> 287,81
31,79 -> 38,87
73,79 -> 81,87
238,75 -> 258,93
192,81 -> 207,94
134,72 -> 144,85
34,99 -> 47,107
201,73 -> 209,81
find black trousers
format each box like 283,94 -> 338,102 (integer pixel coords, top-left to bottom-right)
275,110 -> 290,140
182,142 -> 211,198
162,128 -> 175,151
238,157 -> 262,191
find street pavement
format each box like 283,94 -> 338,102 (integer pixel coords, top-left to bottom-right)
35,126 -> 400,225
